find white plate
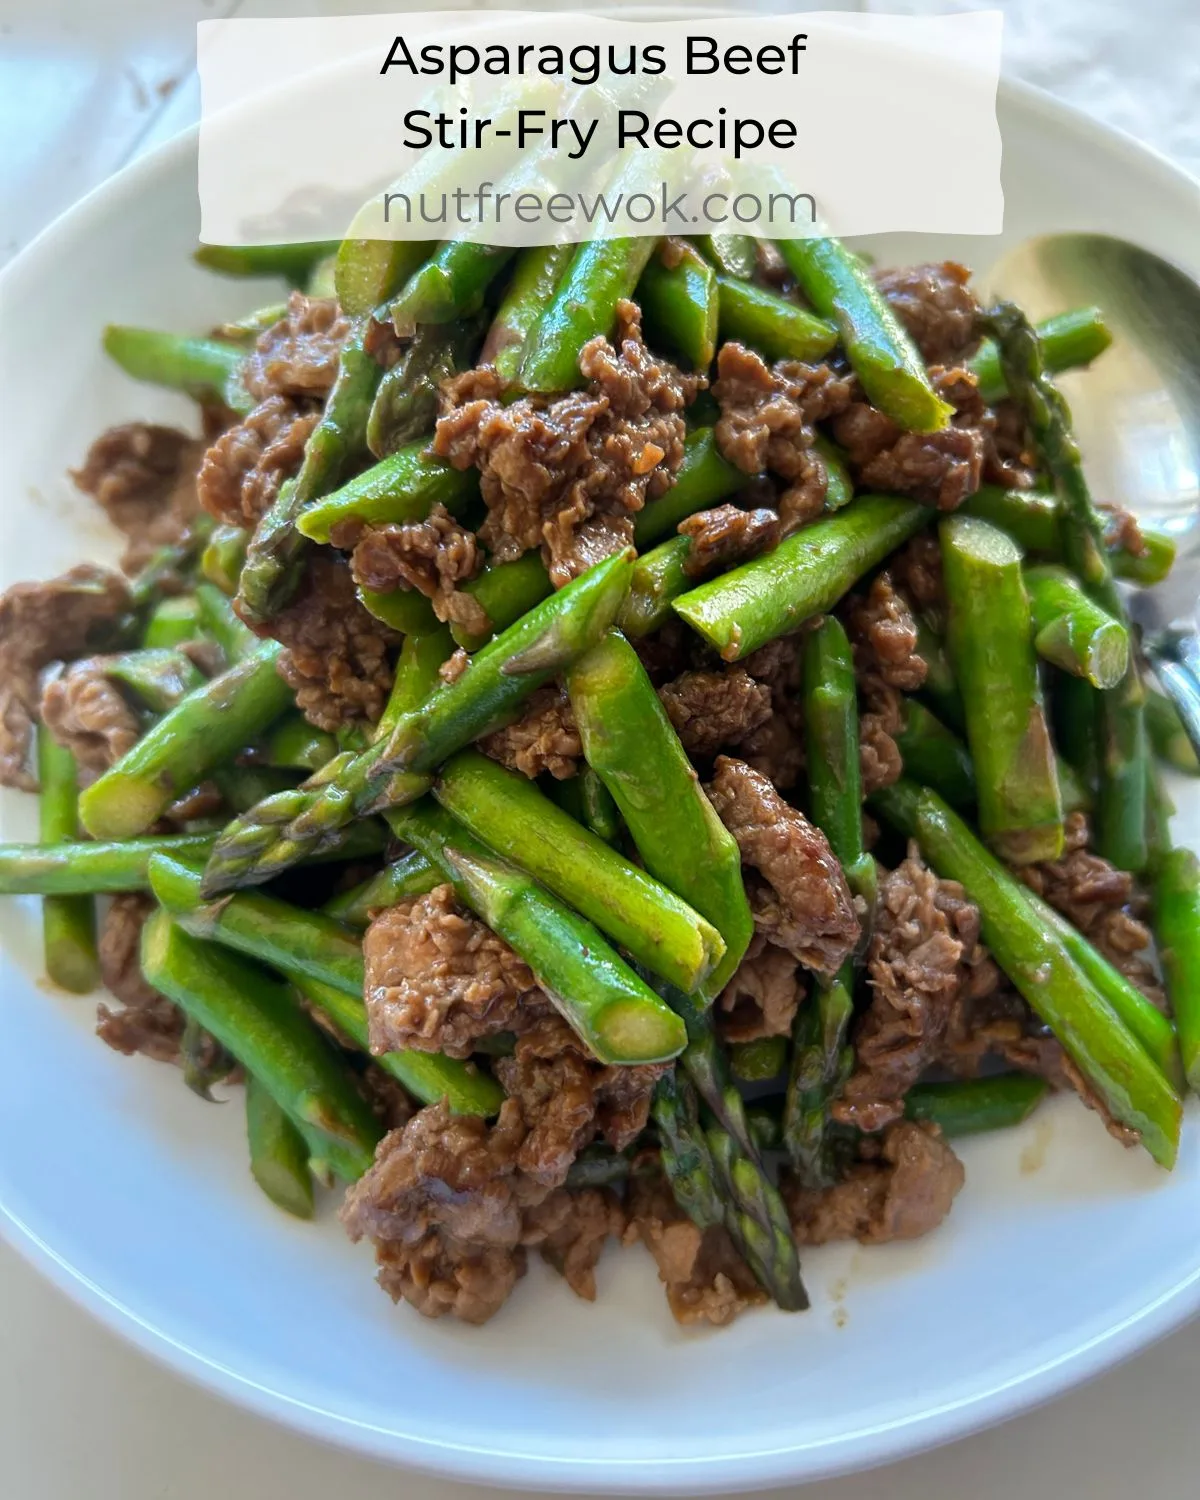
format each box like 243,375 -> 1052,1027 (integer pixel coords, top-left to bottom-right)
1,77 -> 1199,1496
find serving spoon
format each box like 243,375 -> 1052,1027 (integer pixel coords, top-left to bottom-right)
984,232 -> 1200,752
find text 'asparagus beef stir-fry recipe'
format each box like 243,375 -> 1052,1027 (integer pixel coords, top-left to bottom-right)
2,223 -> 1195,1329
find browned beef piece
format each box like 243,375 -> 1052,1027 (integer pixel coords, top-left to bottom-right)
737,637 -> 805,790
844,574 -> 928,692
678,503 -> 781,578
433,301 -> 699,586
477,685 -> 580,780
96,894 -> 186,1063
858,681 -> 905,796
717,933 -> 803,1043
242,292 -> 349,402
362,884 -> 545,1059
834,846 -> 999,1131
785,1121 -> 964,1244
358,1062 -> 416,1134
708,756 -> 860,974
197,395 -> 319,527
940,365 -> 1037,490
495,1014 -> 666,1190
71,422 -> 205,575
0,564 -> 132,790
1018,811 -> 1163,1006
711,342 -> 853,531
39,659 -> 141,779
875,261 -> 980,366
624,1159 -> 768,1326
632,616 -> 695,687
341,503 -> 488,638
657,667 -> 772,758
521,1186 -> 628,1301
268,556 -> 397,731
833,365 -> 985,510
890,531 -> 946,617
340,1098 -> 535,1325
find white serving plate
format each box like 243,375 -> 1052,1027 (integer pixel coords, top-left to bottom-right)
0,76 -> 1198,1496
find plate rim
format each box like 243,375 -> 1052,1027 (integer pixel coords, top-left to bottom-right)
2,71 -> 1199,1495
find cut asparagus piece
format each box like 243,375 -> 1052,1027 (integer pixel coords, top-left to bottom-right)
434,749 -> 726,994
79,641 -> 292,840
940,514 -> 1063,864
245,1073 -> 315,1218
36,729 -> 98,994
1024,564 -> 1130,689
388,800 -> 687,1065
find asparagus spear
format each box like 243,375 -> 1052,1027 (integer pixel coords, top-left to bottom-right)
691,232 -> 758,279
76,636 -> 291,840
873,782 -> 1182,1166
388,800 -> 687,1064
194,581 -> 256,662
785,618 -> 868,1184
940,515 -> 1063,864
141,597 -> 201,651
982,302 -> 1149,873
1021,887 -> 1183,1088
649,974 -> 808,1309
912,615 -> 965,730
450,552 -> 553,653
630,427 -> 744,548
480,243 -> 575,388
969,306 -> 1112,405
904,1075 -> 1048,1136
636,241 -> 718,370
1146,687 -> 1200,774
388,243 -> 516,333
36,729 -> 98,993
102,325 -> 253,414
140,910 -> 382,1181
201,525 -> 249,594
674,496 -> 930,661
357,585 -> 439,636
295,443 -> 478,544
78,641 -> 291,840
102,649 -> 204,713
716,276 -> 838,362
366,318 -> 482,460
619,535 -> 692,639
237,323 -> 384,624
200,552 -> 633,894
961,485 -> 1176,585
127,518 -> 214,612
322,848 -> 441,930
776,238 -> 952,431
0,831 -> 214,896
729,1036 -> 788,1082
894,699 -> 976,810
194,241 -> 338,286
434,749 -> 726,993
375,626 -> 455,741
288,969 -> 504,1114
814,434 -> 854,512
254,713 -> 337,772
652,1068 -> 725,1228
1152,847 -> 1200,1092
334,239 -> 432,318
519,237 -> 661,392
245,1073 -> 314,1218
567,630 -> 753,998
1024,564 -> 1130,689
549,765 -> 622,846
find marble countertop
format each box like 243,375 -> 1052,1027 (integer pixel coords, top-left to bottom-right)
2,3 -> 1198,1496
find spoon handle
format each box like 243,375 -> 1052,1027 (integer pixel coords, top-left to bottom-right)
1149,653 -> 1200,762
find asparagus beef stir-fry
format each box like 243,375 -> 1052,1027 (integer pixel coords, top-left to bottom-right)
3,227 -> 1198,1329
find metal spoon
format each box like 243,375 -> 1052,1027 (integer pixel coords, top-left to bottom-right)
984,232 -> 1200,750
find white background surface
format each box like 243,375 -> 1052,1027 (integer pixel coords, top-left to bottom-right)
1,2 -> 1198,1496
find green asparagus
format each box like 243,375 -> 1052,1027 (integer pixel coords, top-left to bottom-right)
1152,847 -> 1200,1092
674,496 -> 930,660
969,306 -> 1112,405
941,515 -> 1063,863
79,640 -> 292,840
296,443 -> 478,544
631,427 -> 744,547
776,237 -> 952,431
480,243 -> 574,388
322,848 -> 441,929
388,243 -> 516,333
245,1073 -> 314,1218
567,629 -> 753,998
141,597 -> 201,651
388,800 -> 687,1065
716,275 -> 838,362
102,325 -> 253,414
194,242 -> 338,285
434,749 -> 726,994
1146,688 -> 1200,774
637,241 -> 718,369
904,1075 -> 1048,1137
450,552 -> 553,653
894,699 -> 976,810
1024,564 -> 1130,689
36,729 -> 98,993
